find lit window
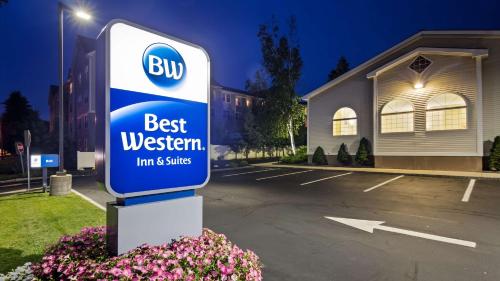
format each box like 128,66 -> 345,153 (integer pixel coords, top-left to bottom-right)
332,107 -> 357,136
235,97 -> 240,107
426,93 -> 467,131
381,99 -> 414,133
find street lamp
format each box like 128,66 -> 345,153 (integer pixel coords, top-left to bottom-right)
58,2 -> 91,173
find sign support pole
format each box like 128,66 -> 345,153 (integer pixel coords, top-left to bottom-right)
42,168 -> 48,192
27,145 -> 30,191
19,153 -> 25,176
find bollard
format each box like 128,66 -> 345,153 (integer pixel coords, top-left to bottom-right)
49,172 -> 72,196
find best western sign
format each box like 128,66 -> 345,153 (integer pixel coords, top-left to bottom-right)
96,20 -> 210,198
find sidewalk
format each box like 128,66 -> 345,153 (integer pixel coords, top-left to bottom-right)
253,162 -> 500,180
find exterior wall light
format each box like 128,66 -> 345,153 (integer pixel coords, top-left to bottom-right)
414,82 -> 424,89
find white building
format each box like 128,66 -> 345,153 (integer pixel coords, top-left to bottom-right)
304,31 -> 500,171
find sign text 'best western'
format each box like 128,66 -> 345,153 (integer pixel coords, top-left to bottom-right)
97,20 -> 210,198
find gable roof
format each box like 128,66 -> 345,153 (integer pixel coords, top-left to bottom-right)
366,47 -> 488,78
302,30 -> 500,101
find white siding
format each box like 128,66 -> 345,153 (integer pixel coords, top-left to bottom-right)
482,40 -> 500,153
308,73 -> 372,156
376,54 -> 478,155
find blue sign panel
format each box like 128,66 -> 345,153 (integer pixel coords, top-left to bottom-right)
42,154 -> 60,168
31,154 -> 59,168
96,20 -> 210,198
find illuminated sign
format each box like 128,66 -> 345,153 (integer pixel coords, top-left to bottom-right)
30,154 -> 59,168
96,20 -> 210,198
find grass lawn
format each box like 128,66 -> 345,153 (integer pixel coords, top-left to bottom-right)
0,192 -> 105,273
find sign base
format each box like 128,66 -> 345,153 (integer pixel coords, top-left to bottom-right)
106,195 -> 203,255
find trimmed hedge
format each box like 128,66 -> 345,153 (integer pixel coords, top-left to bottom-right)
280,146 -> 307,164
312,146 -> 328,165
489,136 -> 500,171
337,143 -> 351,165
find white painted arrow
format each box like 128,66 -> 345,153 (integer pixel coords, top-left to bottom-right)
325,216 -> 476,248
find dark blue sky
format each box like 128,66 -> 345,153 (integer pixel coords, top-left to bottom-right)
1,0 -> 499,119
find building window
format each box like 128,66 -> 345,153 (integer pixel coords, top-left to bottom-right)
426,93 -> 467,131
381,99 -> 414,133
224,94 -> 231,103
332,107 -> 357,136
241,98 -> 247,107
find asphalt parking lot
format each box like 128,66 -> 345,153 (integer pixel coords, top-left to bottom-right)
200,167 -> 500,281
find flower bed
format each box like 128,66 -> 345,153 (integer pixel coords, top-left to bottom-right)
31,227 -> 262,280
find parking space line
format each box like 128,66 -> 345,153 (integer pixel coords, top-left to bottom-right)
222,168 -> 278,177
461,179 -> 476,202
363,175 -> 405,192
256,170 -> 313,181
300,172 -> 353,186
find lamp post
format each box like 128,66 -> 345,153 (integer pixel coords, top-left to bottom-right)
57,2 -> 91,173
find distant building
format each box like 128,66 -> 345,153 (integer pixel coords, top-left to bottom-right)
48,35 -> 258,162
69,35 -> 96,152
48,85 -> 59,133
210,80 -> 259,145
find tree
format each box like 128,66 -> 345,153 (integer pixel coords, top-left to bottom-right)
2,91 -> 35,154
254,15 -> 304,155
312,146 -> 328,165
328,56 -> 350,81
355,137 -> 372,166
1,91 -> 50,155
489,136 -> 500,171
0,0 -> 8,7
337,143 -> 352,165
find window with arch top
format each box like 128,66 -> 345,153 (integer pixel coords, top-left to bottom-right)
381,99 -> 414,133
333,107 -> 357,136
426,93 -> 467,131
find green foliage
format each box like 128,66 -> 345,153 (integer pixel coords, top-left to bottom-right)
1,91 -> 51,155
355,137 -> 372,166
280,146 -> 307,164
489,136 -> 500,171
250,15 -> 304,153
0,193 -> 105,273
337,143 -> 352,165
328,56 -> 350,81
312,146 -> 328,165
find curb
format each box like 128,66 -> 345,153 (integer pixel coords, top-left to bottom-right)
253,162 -> 500,180
0,174 -> 88,184
71,189 -> 106,211
211,166 -> 254,173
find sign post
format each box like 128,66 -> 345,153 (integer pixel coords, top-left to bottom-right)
15,142 -> 25,175
24,130 -> 31,191
96,20 -> 210,255
31,154 -> 59,192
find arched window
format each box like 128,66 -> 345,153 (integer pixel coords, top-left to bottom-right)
426,93 -> 467,131
381,99 -> 414,133
333,107 -> 357,136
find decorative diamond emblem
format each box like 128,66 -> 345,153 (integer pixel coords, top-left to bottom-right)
409,56 -> 431,73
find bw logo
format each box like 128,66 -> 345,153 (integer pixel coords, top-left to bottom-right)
142,43 -> 186,88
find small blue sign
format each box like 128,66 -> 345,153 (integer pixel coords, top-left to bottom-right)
31,154 -> 59,168
41,154 -> 59,168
